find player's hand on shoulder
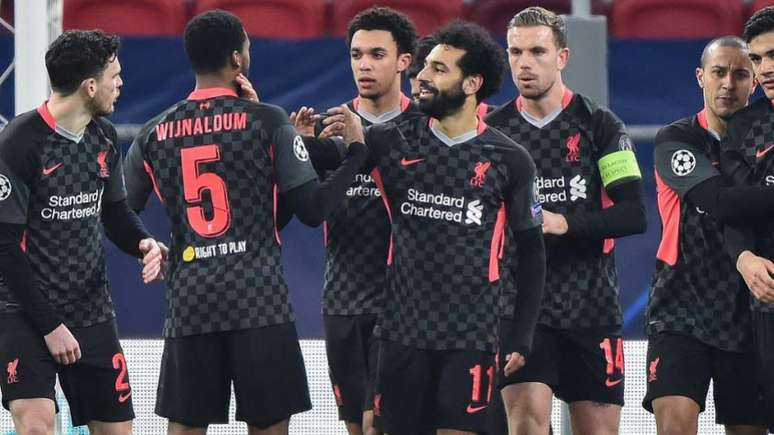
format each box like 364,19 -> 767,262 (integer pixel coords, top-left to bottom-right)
737,250 -> 774,304
541,210 -> 568,236
44,323 -> 81,365
504,352 -> 526,376
289,106 -> 317,137
323,105 -> 364,146
139,238 -> 164,283
235,73 -> 259,103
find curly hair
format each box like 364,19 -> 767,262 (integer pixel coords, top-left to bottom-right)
45,30 -> 121,95
434,21 -> 505,102
744,6 -> 774,43
185,9 -> 246,74
408,35 -> 438,78
347,7 -> 418,56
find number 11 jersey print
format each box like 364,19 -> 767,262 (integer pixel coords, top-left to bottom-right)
124,88 -> 318,338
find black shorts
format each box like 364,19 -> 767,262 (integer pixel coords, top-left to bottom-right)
0,313 -> 134,427
643,331 -> 764,426
498,322 -> 625,406
155,322 -> 311,428
373,339 -> 495,434
323,313 -> 379,424
754,311 -> 774,431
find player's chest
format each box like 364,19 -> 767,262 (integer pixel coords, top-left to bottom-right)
743,119 -> 774,185
34,136 -> 114,197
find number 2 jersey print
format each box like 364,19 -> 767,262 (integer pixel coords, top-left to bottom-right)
124,88 -> 317,338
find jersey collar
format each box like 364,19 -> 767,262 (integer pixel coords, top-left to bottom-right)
696,109 -> 720,140
187,87 -> 238,101
37,101 -> 57,130
515,86 -> 574,113
352,93 -> 412,114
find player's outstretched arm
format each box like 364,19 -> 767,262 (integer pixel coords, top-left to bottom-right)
274,105 -> 368,227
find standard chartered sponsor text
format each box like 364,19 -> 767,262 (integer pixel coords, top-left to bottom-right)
42,188 -> 103,220
401,188 -> 466,223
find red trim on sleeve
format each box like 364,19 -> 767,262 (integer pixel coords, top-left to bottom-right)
370,168 -> 393,265
19,230 -> 27,253
187,88 -> 238,101
143,161 -> 165,204
273,183 -> 281,245
600,188 -> 615,254
489,204 -> 507,282
36,102 -> 56,130
323,221 -> 329,246
655,171 -> 681,266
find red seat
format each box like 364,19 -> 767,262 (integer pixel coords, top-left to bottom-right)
64,0 -> 187,35
194,0 -> 328,38
331,0 -> 463,36
611,0 -> 744,39
465,0 -> 612,35
751,1 -> 774,17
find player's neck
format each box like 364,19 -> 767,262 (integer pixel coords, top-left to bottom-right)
358,86 -> 403,117
703,106 -> 727,135
194,74 -> 238,94
47,93 -> 92,134
520,79 -> 566,119
434,98 -> 479,138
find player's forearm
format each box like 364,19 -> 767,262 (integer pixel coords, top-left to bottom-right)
0,224 -> 62,335
285,142 -> 367,226
505,226 -> 545,357
303,135 -> 348,172
101,199 -> 153,258
685,177 -> 774,221
564,180 -> 647,239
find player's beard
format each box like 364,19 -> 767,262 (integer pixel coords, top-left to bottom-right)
86,92 -> 116,117
418,80 -> 466,119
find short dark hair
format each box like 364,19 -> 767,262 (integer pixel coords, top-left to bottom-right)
409,35 -> 438,78
346,7 -> 418,56
185,10 -> 246,74
700,36 -> 747,67
743,6 -> 774,43
508,7 -> 567,49
45,30 -> 120,95
433,21 -> 505,102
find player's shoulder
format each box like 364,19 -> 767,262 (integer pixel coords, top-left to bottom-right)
655,115 -> 700,147
569,92 -> 623,128
241,100 -> 290,125
0,108 -> 49,154
484,98 -> 517,124
726,97 -> 771,139
134,101 -> 187,145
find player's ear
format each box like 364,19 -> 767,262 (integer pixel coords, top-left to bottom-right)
230,51 -> 241,71
695,67 -> 705,89
82,78 -> 98,98
557,47 -> 570,70
463,74 -> 483,97
397,53 -> 412,73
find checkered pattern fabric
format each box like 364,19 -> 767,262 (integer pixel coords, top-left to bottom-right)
649,115 -> 753,352
321,100 -> 423,315
368,118 -> 538,352
129,97 -> 317,337
722,98 -> 774,313
486,94 -> 624,329
0,112 -> 122,326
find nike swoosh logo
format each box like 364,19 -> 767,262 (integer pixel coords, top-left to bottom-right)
118,391 -> 132,403
400,157 -> 425,167
42,163 -> 62,176
466,404 -> 488,414
605,378 -> 623,387
757,144 -> 774,159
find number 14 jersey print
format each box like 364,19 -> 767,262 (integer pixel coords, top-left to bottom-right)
124,88 -> 318,338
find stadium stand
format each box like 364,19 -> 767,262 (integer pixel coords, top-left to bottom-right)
63,0 -> 188,35
611,0 -> 746,38
331,0 -> 463,36
194,0 -> 328,38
